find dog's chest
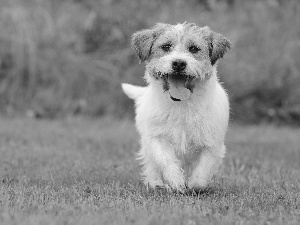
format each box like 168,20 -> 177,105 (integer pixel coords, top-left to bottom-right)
157,107 -> 214,154
167,118 -> 202,154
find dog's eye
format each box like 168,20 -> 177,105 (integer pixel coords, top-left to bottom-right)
189,45 -> 200,54
161,43 -> 172,52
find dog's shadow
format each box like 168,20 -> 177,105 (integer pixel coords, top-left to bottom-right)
127,181 -> 229,198
184,187 -> 217,196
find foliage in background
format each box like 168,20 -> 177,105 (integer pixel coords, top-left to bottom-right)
0,0 -> 299,123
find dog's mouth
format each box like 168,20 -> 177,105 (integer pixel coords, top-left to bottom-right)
159,72 -> 196,101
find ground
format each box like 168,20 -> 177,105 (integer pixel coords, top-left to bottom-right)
0,116 -> 299,225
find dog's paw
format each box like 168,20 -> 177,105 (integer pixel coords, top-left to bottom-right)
149,183 -> 185,193
144,181 -> 178,193
162,166 -> 186,192
187,177 -> 208,190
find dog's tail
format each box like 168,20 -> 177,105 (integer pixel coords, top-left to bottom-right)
121,83 -> 146,100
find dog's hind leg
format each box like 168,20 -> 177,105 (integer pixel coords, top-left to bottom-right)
188,144 -> 226,190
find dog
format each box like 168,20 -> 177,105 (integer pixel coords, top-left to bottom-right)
122,22 -> 231,192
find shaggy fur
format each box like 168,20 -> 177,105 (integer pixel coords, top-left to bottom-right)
122,22 -> 231,192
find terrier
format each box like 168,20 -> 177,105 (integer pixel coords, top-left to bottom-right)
122,22 -> 231,192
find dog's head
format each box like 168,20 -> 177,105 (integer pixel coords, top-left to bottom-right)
132,22 -> 231,101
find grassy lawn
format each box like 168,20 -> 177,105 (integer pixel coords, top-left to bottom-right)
0,117 -> 299,224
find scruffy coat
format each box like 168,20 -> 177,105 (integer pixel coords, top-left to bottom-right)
122,22 -> 231,191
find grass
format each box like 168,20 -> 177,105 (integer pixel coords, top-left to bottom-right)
0,117 -> 299,224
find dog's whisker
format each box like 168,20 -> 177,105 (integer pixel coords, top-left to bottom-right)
185,75 -> 190,87
162,73 -> 169,92
153,71 -> 162,80
184,76 -> 195,93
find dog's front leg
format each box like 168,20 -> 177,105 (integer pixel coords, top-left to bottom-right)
142,138 -> 185,192
188,144 -> 225,190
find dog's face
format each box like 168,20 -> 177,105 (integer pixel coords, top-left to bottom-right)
132,23 -> 230,101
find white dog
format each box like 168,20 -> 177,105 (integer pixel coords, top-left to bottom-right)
122,22 -> 231,192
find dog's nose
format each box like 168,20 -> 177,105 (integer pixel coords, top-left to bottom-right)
172,60 -> 187,72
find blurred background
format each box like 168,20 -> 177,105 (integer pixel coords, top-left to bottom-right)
0,0 -> 299,124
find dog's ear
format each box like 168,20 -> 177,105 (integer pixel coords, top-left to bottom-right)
131,23 -> 168,62
203,26 -> 231,65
